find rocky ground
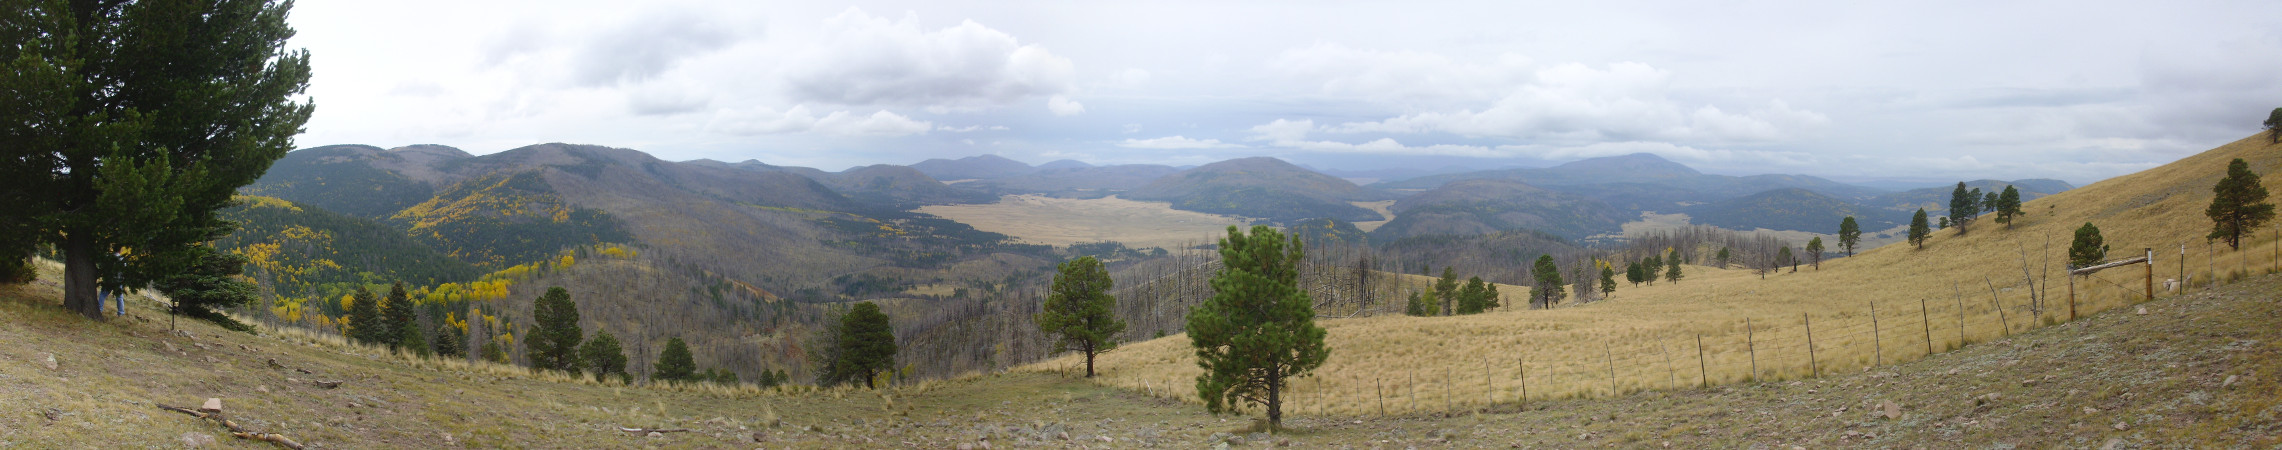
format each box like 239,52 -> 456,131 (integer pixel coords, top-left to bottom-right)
4,269 -> 2277,448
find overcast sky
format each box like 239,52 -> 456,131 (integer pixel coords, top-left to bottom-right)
285,0 -> 2282,186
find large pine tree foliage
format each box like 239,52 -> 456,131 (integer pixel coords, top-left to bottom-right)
0,0 -> 314,320
831,302 -> 897,389
382,282 -> 420,353
148,244 -> 256,331
2205,158 -> 2274,250
653,337 -> 696,382
345,287 -> 382,345
579,330 -> 628,383
1530,255 -> 1565,308
1597,264 -> 1616,299
1994,185 -> 2024,229
1837,216 -> 1861,256
525,287 -> 583,373
1908,209 -> 1931,249
1948,182 -> 1982,234
2069,222 -> 2109,268
1186,225 -> 1329,429
1805,237 -> 1824,270
2266,107 -> 2281,144
1037,256 -> 1125,378
1433,267 -> 1459,316
1663,248 -> 1683,283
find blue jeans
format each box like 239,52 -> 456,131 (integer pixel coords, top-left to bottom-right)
106,290 -> 122,316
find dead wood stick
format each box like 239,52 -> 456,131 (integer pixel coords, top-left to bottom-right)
157,404 -> 306,450
619,427 -> 693,433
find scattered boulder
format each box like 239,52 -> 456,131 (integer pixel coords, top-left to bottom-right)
645,431 -> 663,438
39,352 -> 57,370
1881,401 -> 1902,420
200,398 -> 222,413
2112,421 -> 2128,431
2221,375 -> 2239,388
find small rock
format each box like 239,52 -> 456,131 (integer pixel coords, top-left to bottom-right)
2021,379 -> 2039,387
956,444 -> 975,450
256,385 -> 269,393
1946,368 -> 1961,376
646,431 -> 663,438
2135,307 -> 2147,315
2221,375 -> 2239,388
2082,406 -> 2100,414
2112,421 -> 2128,431
2101,438 -> 2123,450
1057,431 -> 1070,441
200,398 -> 222,413
204,356 -> 219,364
1097,435 -> 1114,443
181,432 -> 218,448
165,342 -> 180,353
443,432 -> 455,445
1881,401 -> 1902,420
39,353 -> 57,370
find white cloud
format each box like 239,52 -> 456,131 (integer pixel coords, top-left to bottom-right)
1048,95 -> 1086,116
782,8 -> 1077,109
706,105 -> 932,137
1270,43 -> 1533,105
937,125 -> 1010,132
1321,62 -> 1827,144
1117,136 -> 1243,149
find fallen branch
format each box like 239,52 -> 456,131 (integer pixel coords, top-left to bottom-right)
311,380 -> 343,389
619,427 -> 692,434
157,404 -> 305,450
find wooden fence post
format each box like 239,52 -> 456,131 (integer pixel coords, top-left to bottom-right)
1870,301 -> 1882,367
1745,317 -> 1758,379
1484,357 -> 1493,406
1661,342 -> 1676,388
2067,274 -> 2077,321
1377,378 -> 1384,417
1604,342 -> 1618,396
1444,367 -> 1452,412
1695,334 -> 1707,387
2144,248 -> 2154,301
1920,297 -> 1934,355
1803,313 -> 1818,377
1518,358 -> 1528,410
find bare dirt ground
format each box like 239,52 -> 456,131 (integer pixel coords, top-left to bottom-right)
918,194 -> 1251,249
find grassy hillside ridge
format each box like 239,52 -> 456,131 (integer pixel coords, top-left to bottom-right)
1126,156 -> 1391,222
1052,133 -> 2282,415
1370,178 -> 1629,241
1682,187 -> 1914,233
1866,178 -> 2074,215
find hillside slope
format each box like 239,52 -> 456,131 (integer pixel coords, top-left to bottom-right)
1071,133 -> 2282,417
1369,178 -> 1628,241
1126,156 -> 1390,222
3,257 -> 2271,447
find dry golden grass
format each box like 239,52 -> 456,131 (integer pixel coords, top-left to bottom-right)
916,194 -> 1249,249
1037,134 -> 2282,416
1349,200 -> 1397,232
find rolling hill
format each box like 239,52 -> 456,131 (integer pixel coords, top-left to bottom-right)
1124,157 -> 1391,222
1865,178 -> 2075,215
1368,178 -> 1629,242
1681,187 -> 1914,232
909,154 -> 1037,180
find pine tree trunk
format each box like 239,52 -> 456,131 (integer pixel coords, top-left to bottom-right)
63,231 -> 103,321
1266,367 -> 1283,428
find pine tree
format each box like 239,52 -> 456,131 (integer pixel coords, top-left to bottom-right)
1037,256 -> 1126,377
148,245 -> 257,331
1805,237 -> 1825,270
433,324 -> 465,358
1404,290 -> 1433,316
525,287 -> 583,373
1777,246 -> 1795,273
382,282 -> 419,353
1994,185 -> 2024,229
1433,267 -> 1459,316
833,302 -> 897,389
1837,216 -> 1862,256
2206,158 -> 2275,250
1187,225 -> 1329,429
0,0 -> 315,320
1948,182 -> 1974,233
578,330 -> 628,383
2266,107 -> 2282,144
1909,209 -> 1931,249
1624,262 -> 1643,286
1531,255 -> 1566,308
1455,277 -> 1490,314
2069,222 -> 2109,268
346,287 -> 383,345
1713,247 -> 1732,268
1641,255 -> 1661,286
1598,264 -> 1617,299
653,337 -> 696,382
1664,249 -> 1683,284
479,340 -> 507,364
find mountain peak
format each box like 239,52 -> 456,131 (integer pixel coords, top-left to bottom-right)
911,154 -> 1036,180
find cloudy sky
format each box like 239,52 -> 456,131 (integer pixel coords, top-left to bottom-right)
285,0 -> 2281,186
